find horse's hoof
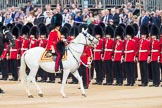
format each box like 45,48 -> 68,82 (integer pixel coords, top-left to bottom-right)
82,94 -> 87,97
28,95 -> 34,98
38,93 -> 43,97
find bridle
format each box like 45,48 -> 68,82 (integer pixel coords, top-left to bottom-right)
67,31 -> 96,73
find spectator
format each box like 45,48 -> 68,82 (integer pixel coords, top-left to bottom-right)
0,10 -> 4,23
85,12 -> 95,24
3,12 -> 13,26
67,14 -> 74,26
62,8 -> 69,25
74,10 -> 81,24
139,10 -> 149,26
24,0 -> 33,14
24,11 -> 35,24
109,8 -> 119,26
34,7 -> 45,25
10,6 -> 16,21
14,7 -> 25,23
43,4 -> 52,18
45,11 -> 53,25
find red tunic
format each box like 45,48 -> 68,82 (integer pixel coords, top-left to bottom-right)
151,39 -> 160,62
93,38 -> 103,60
29,39 -> 37,49
38,39 -> 47,48
9,39 -> 20,59
1,43 -> 8,59
103,38 -> 114,60
45,29 -> 61,51
20,39 -> 29,57
113,40 -> 123,61
160,37 -> 162,63
124,39 -> 136,62
138,39 -> 150,61
80,45 -> 92,65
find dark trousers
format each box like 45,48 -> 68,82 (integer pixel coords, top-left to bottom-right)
151,61 -> 160,85
0,59 -> 8,79
139,61 -> 148,85
113,61 -> 123,84
78,64 -> 89,87
94,60 -> 103,83
48,73 -> 55,81
125,62 -> 135,84
104,60 -> 113,83
38,68 -> 48,81
9,59 -> 18,80
148,63 -> 152,80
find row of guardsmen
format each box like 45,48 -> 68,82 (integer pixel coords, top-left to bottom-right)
1,21 -> 162,89
91,22 -> 162,87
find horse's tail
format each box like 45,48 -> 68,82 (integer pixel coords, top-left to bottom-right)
19,52 -> 27,84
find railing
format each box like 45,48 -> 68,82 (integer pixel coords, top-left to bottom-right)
0,0 -> 161,11
143,0 -> 162,11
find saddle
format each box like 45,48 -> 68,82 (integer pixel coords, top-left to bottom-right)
40,50 -> 67,62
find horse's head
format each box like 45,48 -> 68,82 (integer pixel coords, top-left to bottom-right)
80,28 -> 98,45
3,29 -> 15,47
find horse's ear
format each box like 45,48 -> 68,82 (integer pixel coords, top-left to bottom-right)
82,28 -> 85,32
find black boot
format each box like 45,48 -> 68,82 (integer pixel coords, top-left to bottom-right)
0,88 -> 5,93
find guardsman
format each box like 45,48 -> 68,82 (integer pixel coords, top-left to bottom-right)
124,25 -> 136,86
113,25 -> 124,86
45,13 -> 63,72
20,25 -> 30,57
37,24 -> 48,82
149,25 -> 160,87
93,25 -> 104,85
138,25 -> 150,86
79,45 -> 92,89
103,25 -> 114,85
159,25 -> 162,82
0,43 -> 9,80
132,23 -> 139,80
29,26 -> 39,49
9,26 -> 20,81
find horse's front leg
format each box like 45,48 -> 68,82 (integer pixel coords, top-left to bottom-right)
60,70 -> 70,98
72,70 -> 86,97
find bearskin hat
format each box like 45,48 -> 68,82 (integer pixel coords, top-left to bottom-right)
69,25 -> 79,37
16,23 -> 23,31
21,25 -> 30,36
61,26 -> 69,39
105,25 -> 114,38
160,25 -> 162,35
29,26 -> 40,38
132,23 -> 138,36
64,23 -> 71,30
78,24 -> 88,33
140,24 -> 149,37
50,13 -> 62,29
126,25 -> 135,38
148,24 -> 152,34
7,23 -> 13,31
87,23 -> 95,35
26,22 -> 33,28
118,23 -> 126,29
39,24 -> 48,37
114,25 -> 125,40
12,26 -> 20,38
94,25 -> 104,37
98,22 -> 105,30
150,25 -> 159,38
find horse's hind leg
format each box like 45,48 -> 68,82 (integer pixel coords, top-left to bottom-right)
26,76 -> 33,98
72,70 -> 86,97
29,69 -> 43,97
60,70 -> 70,98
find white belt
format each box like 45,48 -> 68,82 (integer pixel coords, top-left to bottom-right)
124,50 -> 134,53
3,49 -> 7,51
151,50 -> 158,52
94,49 -> 101,52
114,50 -> 122,53
21,48 -> 28,50
10,49 -> 18,51
104,49 -> 113,51
139,50 -> 148,52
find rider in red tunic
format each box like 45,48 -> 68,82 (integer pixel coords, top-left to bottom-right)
45,13 -> 63,72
